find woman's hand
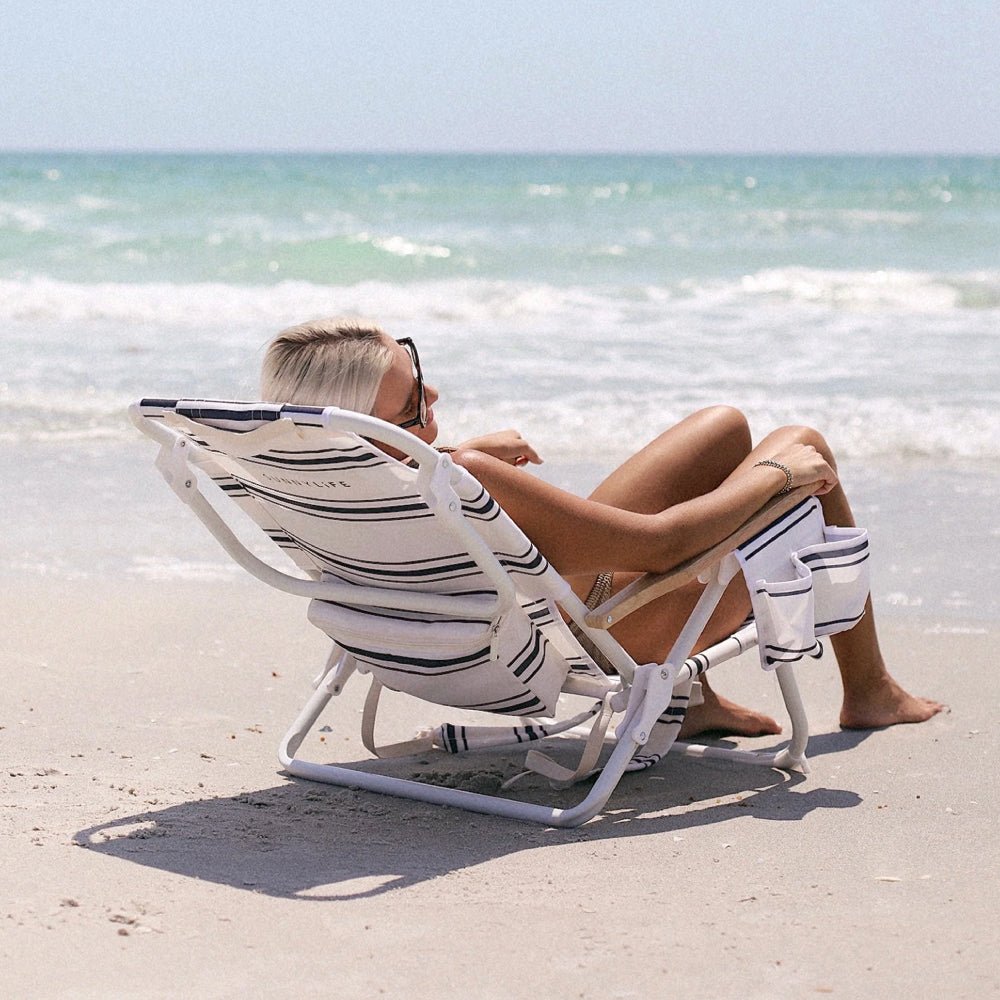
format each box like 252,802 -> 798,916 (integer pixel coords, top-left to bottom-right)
456,430 -> 542,467
768,443 -> 838,495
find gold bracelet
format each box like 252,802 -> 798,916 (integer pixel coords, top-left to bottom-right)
754,459 -> 794,495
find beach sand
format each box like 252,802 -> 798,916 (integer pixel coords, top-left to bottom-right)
3,573 -> 997,999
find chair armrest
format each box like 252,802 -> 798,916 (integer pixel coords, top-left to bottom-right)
583,486 -> 815,629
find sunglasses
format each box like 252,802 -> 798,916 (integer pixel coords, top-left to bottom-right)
394,337 -> 427,429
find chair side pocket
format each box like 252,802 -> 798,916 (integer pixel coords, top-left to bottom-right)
747,526 -> 871,671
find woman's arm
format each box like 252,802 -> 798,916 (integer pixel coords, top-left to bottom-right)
451,443 -> 835,577
454,429 -> 541,467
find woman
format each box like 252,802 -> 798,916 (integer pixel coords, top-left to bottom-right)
262,318 -> 944,737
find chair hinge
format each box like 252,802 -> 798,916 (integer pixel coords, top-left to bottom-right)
155,436 -> 199,505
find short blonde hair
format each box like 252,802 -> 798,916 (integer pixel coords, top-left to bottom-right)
260,318 -> 394,413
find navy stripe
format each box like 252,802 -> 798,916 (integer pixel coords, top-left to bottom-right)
482,695 -> 543,716
756,582 -> 812,597
300,547 -> 486,585
515,726 -> 546,743
316,602 -> 493,628
765,641 -> 821,654
174,401 -> 326,422
338,640 -> 490,671
509,628 -> 547,682
191,436 -> 387,473
179,405 -> 280,423
800,539 -> 869,564
739,500 -> 816,560
250,451 -> 382,469
498,548 -> 548,575
816,611 -> 866,630
241,481 -> 431,520
806,553 -> 871,571
526,601 -> 552,623
441,724 -> 469,753
302,542 -> 481,580
460,487 -> 501,518
346,655 -> 488,679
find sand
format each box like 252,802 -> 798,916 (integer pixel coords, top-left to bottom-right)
3,575 -> 998,999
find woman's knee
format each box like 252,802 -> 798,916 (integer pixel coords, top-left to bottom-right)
691,405 -> 751,451
666,406 -> 752,487
777,424 -> 838,468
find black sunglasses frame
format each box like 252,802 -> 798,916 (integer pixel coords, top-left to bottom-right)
394,337 -> 427,429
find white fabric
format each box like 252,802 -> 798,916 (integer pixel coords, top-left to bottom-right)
735,497 -> 870,671
308,595 -> 574,717
159,403 -> 593,717
625,677 -> 700,772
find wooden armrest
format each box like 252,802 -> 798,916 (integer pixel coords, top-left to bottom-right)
583,486 -> 815,629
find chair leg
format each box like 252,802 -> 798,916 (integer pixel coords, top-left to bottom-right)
276,557 -> 811,824
771,661 -> 810,773
667,659 -> 810,774
279,708 -> 642,828
278,672 -> 339,765
276,654 -> 644,828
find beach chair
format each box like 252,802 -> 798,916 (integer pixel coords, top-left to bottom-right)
130,399 -> 871,827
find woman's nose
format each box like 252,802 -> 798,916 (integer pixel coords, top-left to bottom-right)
425,382 -> 440,405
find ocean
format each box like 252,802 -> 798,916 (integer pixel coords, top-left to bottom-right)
2,152 -> 998,620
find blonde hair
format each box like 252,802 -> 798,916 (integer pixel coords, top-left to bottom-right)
260,318 -> 394,413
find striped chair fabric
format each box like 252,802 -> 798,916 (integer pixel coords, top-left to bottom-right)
139,399 -> 598,717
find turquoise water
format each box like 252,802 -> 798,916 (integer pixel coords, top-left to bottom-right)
1,153 -> 998,617
3,152 -> 999,459
5,153 -> 1000,283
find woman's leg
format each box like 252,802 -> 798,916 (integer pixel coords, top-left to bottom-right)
573,408 -> 943,733
571,406 -> 783,736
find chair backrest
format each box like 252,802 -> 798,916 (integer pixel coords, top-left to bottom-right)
135,399 -> 593,716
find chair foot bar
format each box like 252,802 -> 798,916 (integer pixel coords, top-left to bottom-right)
669,740 -> 808,772
283,757 -> 575,824
280,731 -> 641,828
278,679 -> 644,827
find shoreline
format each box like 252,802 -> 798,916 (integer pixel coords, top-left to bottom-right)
4,438 -> 998,624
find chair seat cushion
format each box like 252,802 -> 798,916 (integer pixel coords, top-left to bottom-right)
307,595 -> 582,717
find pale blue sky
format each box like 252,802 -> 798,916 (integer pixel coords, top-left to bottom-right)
4,0 -> 999,154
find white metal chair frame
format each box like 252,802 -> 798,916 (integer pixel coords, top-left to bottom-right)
131,400 -> 816,828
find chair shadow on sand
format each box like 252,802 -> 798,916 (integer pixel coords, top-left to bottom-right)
74,728 -> 872,902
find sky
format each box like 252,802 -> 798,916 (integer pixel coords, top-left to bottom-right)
3,0 -> 999,155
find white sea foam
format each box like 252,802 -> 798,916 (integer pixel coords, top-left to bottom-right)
736,267 -> 965,311
361,233 -> 452,259
526,184 -> 567,197
74,194 -> 118,212
2,269 -> 998,329
3,271 -> 998,462
739,208 -> 922,230
0,200 -> 50,233
444,394 -> 1000,465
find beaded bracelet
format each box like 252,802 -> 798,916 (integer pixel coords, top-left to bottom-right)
754,459 -> 794,496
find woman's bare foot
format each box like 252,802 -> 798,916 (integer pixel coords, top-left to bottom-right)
840,673 -> 946,729
679,686 -> 782,740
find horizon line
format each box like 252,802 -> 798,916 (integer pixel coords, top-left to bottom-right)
3,146 -> 999,159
